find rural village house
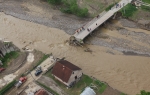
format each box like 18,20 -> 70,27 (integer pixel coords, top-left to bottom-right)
52,60 -> 82,87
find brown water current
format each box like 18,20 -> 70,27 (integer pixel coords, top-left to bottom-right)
0,13 -> 150,95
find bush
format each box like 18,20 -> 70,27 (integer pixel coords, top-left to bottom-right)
47,0 -> 62,4
1,51 -> 19,68
77,8 -> 88,17
141,5 -> 150,12
0,80 -> 16,95
105,3 -> 115,11
137,90 -> 150,95
61,0 -> 88,17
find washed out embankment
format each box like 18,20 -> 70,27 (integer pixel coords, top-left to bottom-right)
0,13 -> 150,95
86,19 -> 150,57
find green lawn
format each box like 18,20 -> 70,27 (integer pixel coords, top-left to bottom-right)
45,70 -> 107,95
0,51 -> 19,68
120,3 -> 138,18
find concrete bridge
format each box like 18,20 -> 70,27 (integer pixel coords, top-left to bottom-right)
72,0 -> 132,43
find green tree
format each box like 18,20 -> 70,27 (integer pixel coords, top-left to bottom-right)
61,0 -> 88,17
47,0 -> 62,4
137,90 -> 150,95
70,3 -> 78,14
77,8 -> 88,17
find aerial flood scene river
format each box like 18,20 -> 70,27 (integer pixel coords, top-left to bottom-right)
0,0 -> 150,95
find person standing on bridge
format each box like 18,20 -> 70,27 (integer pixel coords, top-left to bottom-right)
123,3 -> 125,6
82,27 -> 85,30
76,30 -> 79,33
97,15 -> 99,18
116,3 -> 119,8
120,3 -> 122,8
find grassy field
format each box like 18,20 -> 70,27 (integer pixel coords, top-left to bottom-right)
45,70 -> 107,95
77,0 -> 120,17
120,3 -> 138,18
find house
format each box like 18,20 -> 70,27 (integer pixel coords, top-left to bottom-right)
52,60 -> 82,87
80,87 -> 96,95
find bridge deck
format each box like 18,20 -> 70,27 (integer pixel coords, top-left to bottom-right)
73,0 -> 132,41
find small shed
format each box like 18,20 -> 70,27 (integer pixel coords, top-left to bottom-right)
80,87 -> 96,95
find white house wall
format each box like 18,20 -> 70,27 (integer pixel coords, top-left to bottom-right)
67,70 -> 82,85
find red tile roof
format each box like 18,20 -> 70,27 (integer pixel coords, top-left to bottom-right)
35,89 -> 48,95
52,60 -> 81,83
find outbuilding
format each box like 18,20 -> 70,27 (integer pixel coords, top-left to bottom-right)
80,87 -> 96,95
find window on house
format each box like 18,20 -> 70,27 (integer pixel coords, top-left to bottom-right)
75,76 -> 77,79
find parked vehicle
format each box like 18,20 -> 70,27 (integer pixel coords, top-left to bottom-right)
35,66 -> 42,76
0,68 -> 5,73
15,77 -> 27,88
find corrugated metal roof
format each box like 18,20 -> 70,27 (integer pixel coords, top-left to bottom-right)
80,87 -> 96,95
52,60 -> 81,83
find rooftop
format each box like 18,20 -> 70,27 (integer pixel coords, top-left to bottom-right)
52,60 -> 81,83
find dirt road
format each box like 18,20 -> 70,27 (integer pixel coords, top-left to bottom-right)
6,56 -> 55,95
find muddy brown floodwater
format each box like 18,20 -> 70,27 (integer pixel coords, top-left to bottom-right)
0,12 -> 150,95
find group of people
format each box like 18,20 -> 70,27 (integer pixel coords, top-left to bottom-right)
87,28 -> 91,32
76,26 -> 92,34
76,27 -> 85,33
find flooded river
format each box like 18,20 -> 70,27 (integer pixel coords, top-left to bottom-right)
0,12 -> 150,95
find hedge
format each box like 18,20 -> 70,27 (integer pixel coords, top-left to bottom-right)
0,80 -> 16,95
